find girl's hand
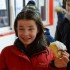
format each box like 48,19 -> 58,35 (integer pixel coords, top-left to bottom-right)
54,51 -> 69,68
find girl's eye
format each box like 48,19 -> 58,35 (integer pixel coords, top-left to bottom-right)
19,28 -> 24,31
18,28 -> 35,31
29,28 -> 34,31
29,29 -> 32,30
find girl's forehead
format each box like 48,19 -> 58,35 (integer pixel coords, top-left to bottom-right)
17,19 -> 37,26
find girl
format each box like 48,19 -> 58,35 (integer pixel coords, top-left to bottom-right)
0,1 -> 69,70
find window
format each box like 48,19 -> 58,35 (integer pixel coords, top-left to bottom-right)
15,0 -> 24,16
38,0 -> 53,26
0,0 -> 10,27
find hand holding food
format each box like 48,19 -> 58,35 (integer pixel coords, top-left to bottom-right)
49,41 -> 67,58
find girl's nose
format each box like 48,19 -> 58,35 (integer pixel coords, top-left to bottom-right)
23,30 -> 29,36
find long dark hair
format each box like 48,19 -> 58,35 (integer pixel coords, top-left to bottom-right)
14,8 -> 47,48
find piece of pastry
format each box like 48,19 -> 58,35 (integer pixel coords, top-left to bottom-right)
49,41 -> 67,58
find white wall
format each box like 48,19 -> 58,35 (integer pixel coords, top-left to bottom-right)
0,34 -> 16,52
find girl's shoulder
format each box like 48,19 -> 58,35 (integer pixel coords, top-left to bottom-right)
0,45 -> 16,55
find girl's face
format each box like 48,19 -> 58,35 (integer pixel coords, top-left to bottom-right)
17,19 -> 38,48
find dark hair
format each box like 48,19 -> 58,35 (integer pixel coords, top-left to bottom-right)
14,8 -> 47,47
63,0 -> 66,9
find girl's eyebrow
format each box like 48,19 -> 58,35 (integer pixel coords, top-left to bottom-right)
19,25 -> 34,28
19,26 -> 23,27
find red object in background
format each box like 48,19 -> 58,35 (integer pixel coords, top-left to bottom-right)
0,32 -> 15,37
44,0 -> 53,27
49,0 -> 53,25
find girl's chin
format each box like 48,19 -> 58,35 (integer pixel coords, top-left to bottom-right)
23,42 -> 32,46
